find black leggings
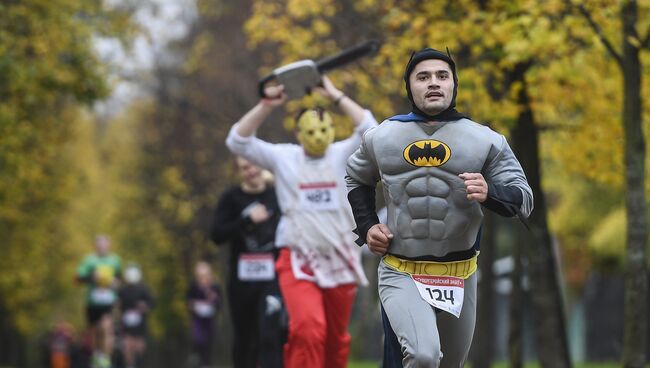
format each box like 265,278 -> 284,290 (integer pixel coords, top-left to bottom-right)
228,280 -> 285,368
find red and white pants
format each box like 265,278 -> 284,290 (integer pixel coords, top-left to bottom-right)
276,248 -> 357,368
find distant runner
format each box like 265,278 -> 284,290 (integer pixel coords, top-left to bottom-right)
211,156 -> 284,368
118,264 -> 154,368
76,235 -> 122,368
187,261 -> 222,368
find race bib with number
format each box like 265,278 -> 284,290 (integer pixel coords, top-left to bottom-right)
237,253 -> 275,281
122,310 -> 143,327
193,301 -> 214,318
411,275 -> 464,318
90,288 -> 115,305
298,182 -> 340,211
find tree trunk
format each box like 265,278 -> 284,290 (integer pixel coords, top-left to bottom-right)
0,302 -> 26,367
508,226 -> 524,368
511,72 -> 573,368
620,1 -> 648,367
471,212 -> 496,368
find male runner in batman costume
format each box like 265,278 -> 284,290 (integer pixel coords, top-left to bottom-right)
346,48 -> 533,367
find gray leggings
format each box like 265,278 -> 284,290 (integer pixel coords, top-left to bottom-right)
378,260 -> 477,368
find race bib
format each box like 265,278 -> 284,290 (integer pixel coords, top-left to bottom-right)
122,310 -> 142,327
90,288 -> 115,305
298,182 -> 340,211
411,275 -> 464,318
193,301 -> 214,318
237,253 -> 275,281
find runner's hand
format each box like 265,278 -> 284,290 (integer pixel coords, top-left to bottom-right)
261,85 -> 287,107
137,301 -> 150,313
366,224 -> 393,256
313,75 -> 342,101
459,172 -> 488,202
249,203 -> 270,224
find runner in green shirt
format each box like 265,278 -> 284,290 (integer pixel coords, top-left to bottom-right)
76,235 -> 122,368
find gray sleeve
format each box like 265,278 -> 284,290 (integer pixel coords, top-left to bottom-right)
345,127 -> 381,245
483,135 -> 534,218
346,127 -> 380,190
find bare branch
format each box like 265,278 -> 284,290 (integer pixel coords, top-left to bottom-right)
566,0 -> 623,66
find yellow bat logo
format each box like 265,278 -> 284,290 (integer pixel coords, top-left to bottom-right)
403,140 -> 451,167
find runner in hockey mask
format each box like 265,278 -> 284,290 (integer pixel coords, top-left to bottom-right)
295,107 -> 335,157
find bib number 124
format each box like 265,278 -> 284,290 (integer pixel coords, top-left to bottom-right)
425,287 -> 455,304
411,274 -> 465,318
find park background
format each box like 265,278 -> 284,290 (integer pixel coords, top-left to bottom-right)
1,0 -> 650,367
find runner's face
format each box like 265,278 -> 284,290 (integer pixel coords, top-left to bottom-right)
296,110 -> 335,157
409,59 -> 454,115
236,157 -> 262,187
95,237 -> 110,256
195,262 -> 212,286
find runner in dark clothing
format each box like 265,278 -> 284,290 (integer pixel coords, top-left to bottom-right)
210,156 -> 284,368
118,264 -> 154,368
187,261 -> 222,368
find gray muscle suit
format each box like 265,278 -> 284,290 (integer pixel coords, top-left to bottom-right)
345,48 -> 533,368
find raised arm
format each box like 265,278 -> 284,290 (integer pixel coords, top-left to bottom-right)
226,85 -> 291,170
236,85 -> 288,137
314,76 -> 366,125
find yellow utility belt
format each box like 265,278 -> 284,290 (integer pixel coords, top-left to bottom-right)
383,253 -> 478,280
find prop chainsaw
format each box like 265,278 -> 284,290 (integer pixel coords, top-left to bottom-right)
258,40 -> 381,99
